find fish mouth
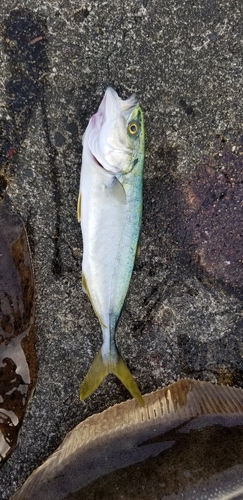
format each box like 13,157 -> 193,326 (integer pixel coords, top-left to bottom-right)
90,88 -> 138,135
101,87 -> 138,120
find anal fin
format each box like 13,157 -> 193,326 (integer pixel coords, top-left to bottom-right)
82,273 -> 106,328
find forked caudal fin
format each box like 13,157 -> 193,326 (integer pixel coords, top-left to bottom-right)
80,349 -> 145,406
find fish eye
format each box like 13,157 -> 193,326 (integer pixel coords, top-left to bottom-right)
128,121 -> 139,136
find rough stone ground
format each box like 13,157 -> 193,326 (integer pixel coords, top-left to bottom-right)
0,0 -> 243,498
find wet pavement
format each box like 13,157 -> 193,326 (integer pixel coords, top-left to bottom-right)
0,0 -> 243,498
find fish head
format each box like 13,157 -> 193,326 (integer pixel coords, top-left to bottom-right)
84,87 -> 144,175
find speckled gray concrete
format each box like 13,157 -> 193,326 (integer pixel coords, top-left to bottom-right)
1,0 -> 243,498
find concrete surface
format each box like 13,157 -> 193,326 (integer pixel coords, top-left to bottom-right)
0,0 -> 243,498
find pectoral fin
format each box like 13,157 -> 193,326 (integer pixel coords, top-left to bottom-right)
106,177 -> 126,204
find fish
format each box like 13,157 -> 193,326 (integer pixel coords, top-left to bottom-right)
77,87 -> 145,405
0,195 -> 36,466
9,379 -> 243,500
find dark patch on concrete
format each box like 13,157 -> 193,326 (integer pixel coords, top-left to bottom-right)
179,138 -> 243,298
66,122 -> 78,138
209,32 -> 218,42
0,10 -> 47,172
179,98 -> 194,116
54,131 -> 66,147
1,10 -> 64,277
216,368 -> 243,387
0,176 -> 8,197
142,143 -> 196,287
178,331 -> 243,387
73,7 -> 89,24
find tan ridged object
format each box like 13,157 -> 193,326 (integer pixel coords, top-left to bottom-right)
11,379 -> 243,500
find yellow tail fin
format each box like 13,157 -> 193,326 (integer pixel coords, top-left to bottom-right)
80,349 -> 144,406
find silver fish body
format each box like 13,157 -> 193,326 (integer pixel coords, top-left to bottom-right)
78,87 -> 145,405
